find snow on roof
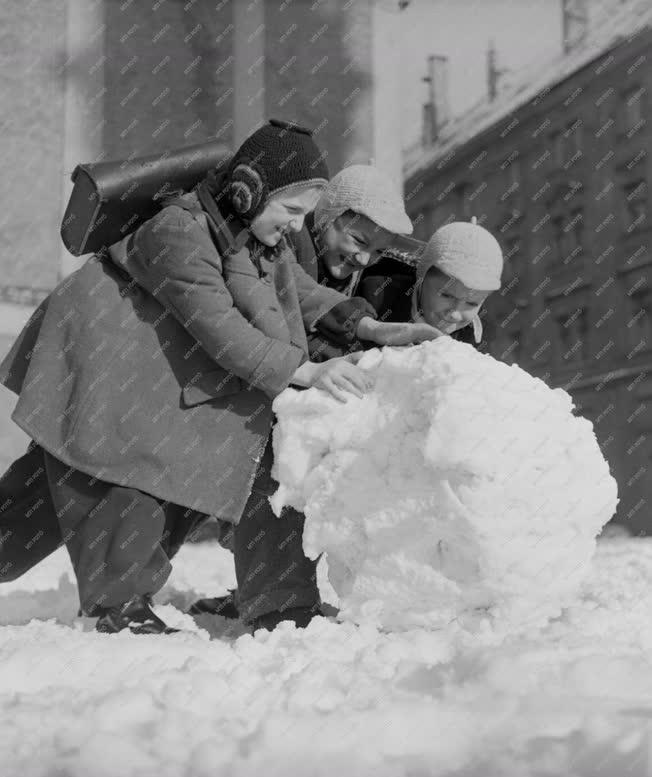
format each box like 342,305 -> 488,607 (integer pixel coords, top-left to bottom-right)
403,0 -> 652,181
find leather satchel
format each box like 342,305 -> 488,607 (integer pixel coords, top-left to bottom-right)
60,139 -> 231,257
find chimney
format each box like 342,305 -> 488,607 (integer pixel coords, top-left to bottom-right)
487,41 -> 498,101
562,0 -> 588,54
487,39 -> 508,101
421,54 -> 449,145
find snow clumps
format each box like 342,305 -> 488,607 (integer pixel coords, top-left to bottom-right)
271,338 -> 618,632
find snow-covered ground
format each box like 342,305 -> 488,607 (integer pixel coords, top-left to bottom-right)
1,536 -> 652,777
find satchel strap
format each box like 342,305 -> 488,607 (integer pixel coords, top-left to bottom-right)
164,195 -> 210,234
164,186 -> 244,262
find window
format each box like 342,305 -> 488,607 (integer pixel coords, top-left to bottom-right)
454,183 -> 472,220
507,158 -> 520,188
503,236 -> 521,283
552,216 -> 565,261
495,327 -> 521,365
566,121 -> 582,155
550,120 -> 582,169
557,308 -> 588,362
500,155 -> 520,199
551,211 -> 584,265
595,89 -> 614,136
563,120 -> 582,168
565,210 -> 584,262
623,179 -> 647,231
627,287 -> 652,349
551,130 -> 565,167
623,86 -> 645,135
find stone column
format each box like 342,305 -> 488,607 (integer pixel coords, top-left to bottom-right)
60,0 -> 106,278
233,0 -> 266,147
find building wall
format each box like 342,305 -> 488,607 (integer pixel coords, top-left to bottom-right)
0,0 -> 381,306
404,29 -> 652,533
103,0 -> 376,171
0,0 -> 66,295
263,0 -> 374,174
103,0 -> 236,160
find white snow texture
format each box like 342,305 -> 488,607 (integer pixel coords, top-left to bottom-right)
3,539 -> 652,777
271,339 -> 618,632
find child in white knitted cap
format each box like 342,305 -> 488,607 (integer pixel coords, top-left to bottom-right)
290,164 -> 434,359
358,218 -> 504,349
291,164 -> 416,292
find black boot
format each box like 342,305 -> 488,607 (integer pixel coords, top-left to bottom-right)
251,604 -> 324,633
189,589 -> 239,619
79,593 -> 155,619
95,594 -> 180,635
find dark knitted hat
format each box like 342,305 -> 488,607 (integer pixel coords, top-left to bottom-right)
225,118 -> 329,220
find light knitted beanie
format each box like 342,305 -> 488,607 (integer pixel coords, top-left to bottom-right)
314,164 -> 413,235
417,219 -> 503,291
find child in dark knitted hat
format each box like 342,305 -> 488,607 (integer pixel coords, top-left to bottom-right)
182,121 -> 447,632
0,119 -> 444,636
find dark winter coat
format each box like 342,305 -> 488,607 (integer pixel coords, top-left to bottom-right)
0,188 -> 350,522
289,213 -> 379,361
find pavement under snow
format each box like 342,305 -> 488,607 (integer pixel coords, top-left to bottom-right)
1,536 -> 652,777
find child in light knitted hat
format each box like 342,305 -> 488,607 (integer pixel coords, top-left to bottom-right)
290,163 -> 415,295
412,218 -> 503,344
290,163 -> 439,360
357,217 -> 504,349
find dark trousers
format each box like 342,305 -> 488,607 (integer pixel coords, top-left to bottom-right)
0,439 -> 320,622
233,436 -> 320,622
0,443 -> 208,613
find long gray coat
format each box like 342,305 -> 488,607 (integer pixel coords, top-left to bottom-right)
0,191 -> 345,522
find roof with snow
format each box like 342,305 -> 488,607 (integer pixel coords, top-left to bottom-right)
403,0 -> 652,181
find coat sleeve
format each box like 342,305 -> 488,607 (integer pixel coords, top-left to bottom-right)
305,326 -> 376,363
126,206 -> 307,399
285,234 -> 380,359
286,246 -> 348,332
305,295 -> 379,361
287,225 -> 319,282
287,248 -> 379,334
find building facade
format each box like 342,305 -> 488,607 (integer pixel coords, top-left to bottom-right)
1,0 -> 406,298
403,14 -> 652,534
0,0 -> 404,468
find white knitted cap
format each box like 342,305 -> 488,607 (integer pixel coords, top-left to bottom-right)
417,220 -> 503,291
314,164 -> 413,235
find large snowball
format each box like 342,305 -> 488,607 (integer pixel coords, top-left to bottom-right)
271,339 -> 618,632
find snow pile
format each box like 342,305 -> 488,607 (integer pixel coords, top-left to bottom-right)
2,538 -> 652,777
271,339 -> 618,631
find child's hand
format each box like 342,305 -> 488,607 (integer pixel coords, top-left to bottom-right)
358,318 -> 445,347
291,355 -> 371,403
310,356 -> 371,402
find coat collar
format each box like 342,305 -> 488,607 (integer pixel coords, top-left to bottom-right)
196,180 -> 250,255
196,180 -> 285,261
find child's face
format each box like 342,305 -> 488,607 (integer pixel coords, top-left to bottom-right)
250,186 -> 323,247
419,267 -> 490,334
321,212 -> 393,279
